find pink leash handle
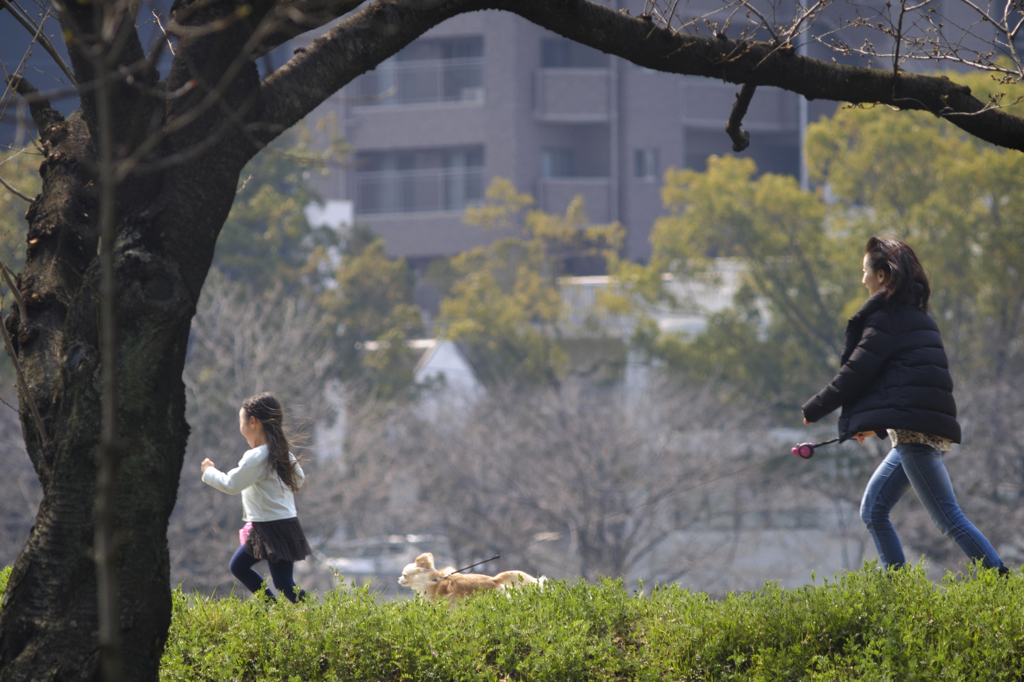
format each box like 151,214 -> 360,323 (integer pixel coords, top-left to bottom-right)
791,438 -> 840,459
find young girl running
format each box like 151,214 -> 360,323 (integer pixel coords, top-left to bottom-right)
201,392 -> 312,602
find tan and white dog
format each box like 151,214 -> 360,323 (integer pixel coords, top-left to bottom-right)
398,552 -> 542,605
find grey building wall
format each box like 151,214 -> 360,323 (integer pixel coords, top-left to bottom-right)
309,2 -> 810,266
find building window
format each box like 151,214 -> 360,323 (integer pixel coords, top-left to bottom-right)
541,148 -> 576,178
634,148 -> 659,181
355,147 -> 484,215
540,38 -> 609,68
354,37 -> 484,106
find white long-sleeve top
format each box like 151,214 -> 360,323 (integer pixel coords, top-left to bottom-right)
201,444 -> 304,522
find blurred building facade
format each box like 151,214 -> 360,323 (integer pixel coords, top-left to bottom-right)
3,0 -> 1008,266
298,4 -> 810,269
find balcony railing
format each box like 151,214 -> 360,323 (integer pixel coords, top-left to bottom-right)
356,167 -> 484,215
353,58 -> 484,107
534,68 -> 610,122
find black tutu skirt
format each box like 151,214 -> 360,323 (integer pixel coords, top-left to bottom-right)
245,517 -> 311,563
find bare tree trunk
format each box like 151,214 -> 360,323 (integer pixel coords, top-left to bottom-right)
94,31 -> 126,679
0,35 -> 252,679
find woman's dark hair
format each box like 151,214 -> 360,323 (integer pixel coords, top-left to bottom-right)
864,235 -> 930,312
242,392 -> 302,493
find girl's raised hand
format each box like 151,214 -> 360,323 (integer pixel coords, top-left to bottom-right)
201,458 -> 215,473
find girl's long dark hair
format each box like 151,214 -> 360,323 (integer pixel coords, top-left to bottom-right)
865,235 -> 930,313
242,392 -> 302,493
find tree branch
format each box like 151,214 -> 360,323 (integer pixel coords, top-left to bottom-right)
254,0 -> 365,57
0,299 -> 51,454
258,0 -> 474,142
0,315 -> 51,449
0,174 -> 33,203
55,0 -> 158,145
258,0 -> 1024,153
6,76 -> 65,137
0,0 -> 77,84
725,83 -> 756,152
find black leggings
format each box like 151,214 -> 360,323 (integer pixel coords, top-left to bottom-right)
229,545 -> 305,603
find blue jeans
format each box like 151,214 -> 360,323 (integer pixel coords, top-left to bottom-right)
860,443 -> 1004,570
229,545 -> 305,602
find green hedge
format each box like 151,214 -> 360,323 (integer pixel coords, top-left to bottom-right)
4,564 -> 1024,680
159,565 -> 1024,681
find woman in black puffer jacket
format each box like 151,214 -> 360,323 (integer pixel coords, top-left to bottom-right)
801,236 -> 1006,573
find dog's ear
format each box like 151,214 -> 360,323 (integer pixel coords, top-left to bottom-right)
415,553 -> 435,569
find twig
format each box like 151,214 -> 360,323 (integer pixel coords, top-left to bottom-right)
7,75 -> 65,135
0,393 -> 21,416
236,173 -> 253,194
152,9 -> 176,57
725,83 -> 757,152
0,306 -> 50,447
0,0 -> 77,84
735,0 -> 780,43
0,263 -> 27,322
0,173 -> 32,202
893,0 -> 907,77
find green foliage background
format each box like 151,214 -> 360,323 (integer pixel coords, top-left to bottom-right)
213,118 -> 347,293
618,72 -> 1024,412
436,178 -> 624,388
0,146 -> 43,387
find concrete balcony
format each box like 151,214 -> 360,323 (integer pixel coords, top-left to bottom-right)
680,79 -> 798,131
352,58 -> 485,108
534,68 -> 611,122
356,167 -> 484,215
536,177 -> 612,223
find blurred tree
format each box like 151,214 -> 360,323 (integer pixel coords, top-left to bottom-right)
319,226 -> 423,402
213,119 -> 348,293
629,75 -> 1024,406
623,155 -> 859,407
807,76 -> 1024,377
437,178 -> 623,388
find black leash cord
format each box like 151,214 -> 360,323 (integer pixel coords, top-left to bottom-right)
436,555 -> 501,581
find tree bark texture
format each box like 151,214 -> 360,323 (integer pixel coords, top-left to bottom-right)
0,0 -> 261,678
2,0 -> 1024,680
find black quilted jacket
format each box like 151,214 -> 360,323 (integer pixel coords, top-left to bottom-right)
801,291 -> 960,444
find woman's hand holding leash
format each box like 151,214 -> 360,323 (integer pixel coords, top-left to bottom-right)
201,458 -> 215,473
797,413 -> 872,459
802,413 -> 874,445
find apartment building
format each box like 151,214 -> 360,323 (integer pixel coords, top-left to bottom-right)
299,5 -> 814,268
3,0 -> 1009,265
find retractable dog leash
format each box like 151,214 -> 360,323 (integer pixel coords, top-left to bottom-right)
410,445 -> 832,588
408,442 -> 833,589
434,555 -> 501,582
791,438 -> 839,459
